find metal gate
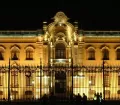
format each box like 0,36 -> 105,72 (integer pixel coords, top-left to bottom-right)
0,65 -> 120,101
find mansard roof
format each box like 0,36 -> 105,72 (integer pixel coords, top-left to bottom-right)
78,30 -> 120,37
0,30 -> 120,37
0,29 -> 44,37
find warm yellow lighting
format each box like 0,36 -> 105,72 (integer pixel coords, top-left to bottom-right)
50,59 -> 53,62
74,32 -> 77,41
44,35 -> 47,41
10,95 -> 13,100
43,76 -> 49,85
36,95 -> 39,99
89,80 -> 92,84
69,58 -> 71,62
32,80 -> 35,84
78,72 -> 83,76
50,42 -> 53,47
38,36 -> 42,42
36,89 -> 40,92
51,82 -> 52,87
79,36 -> 83,42
43,88 -> 49,94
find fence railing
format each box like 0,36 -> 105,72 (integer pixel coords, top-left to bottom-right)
0,65 -> 120,101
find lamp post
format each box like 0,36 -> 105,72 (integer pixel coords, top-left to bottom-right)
102,46 -> 108,101
70,42 -> 74,101
40,58 -> 42,99
8,58 -> 11,102
32,80 -> 34,99
103,60 -> 105,101
71,57 -> 73,100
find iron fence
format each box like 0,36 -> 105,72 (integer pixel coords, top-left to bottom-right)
0,65 -> 120,101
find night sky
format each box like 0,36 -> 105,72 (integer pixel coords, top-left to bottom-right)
0,1 -> 120,30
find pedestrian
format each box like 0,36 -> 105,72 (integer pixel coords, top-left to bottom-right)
99,92 -> 102,104
93,93 -> 97,105
75,93 -> 82,105
96,92 -> 100,105
42,94 -> 48,105
49,92 -> 56,105
82,93 -> 87,105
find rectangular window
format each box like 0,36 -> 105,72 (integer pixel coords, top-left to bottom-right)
56,49 -> 65,59
26,76 -> 32,86
88,50 -> 95,60
89,75 -> 95,86
104,73 -> 110,87
26,51 -> 33,60
11,71 -> 18,87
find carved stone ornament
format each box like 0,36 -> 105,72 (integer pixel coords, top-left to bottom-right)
53,11 -> 69,23
25,71 -> 31,77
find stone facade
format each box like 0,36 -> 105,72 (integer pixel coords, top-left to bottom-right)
0,11 -> 120,100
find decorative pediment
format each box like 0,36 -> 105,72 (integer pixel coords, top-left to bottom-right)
46,12 -> 76,43
53,11 -> 69,23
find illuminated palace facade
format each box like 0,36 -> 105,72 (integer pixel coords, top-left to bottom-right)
0,11 -> 120,101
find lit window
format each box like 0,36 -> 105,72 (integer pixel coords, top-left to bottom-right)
26,76 -> 32,86
89,75 -> 95,86
55,43 -> 66,59
11,71 -> 18,87
25,71 -> 32,86
88,49 -> 95,60
26,49 -> 33,60
104,73 -> 110,87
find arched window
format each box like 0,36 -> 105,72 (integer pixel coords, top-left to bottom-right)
116,49 -> 120,60
11,48 -> 20,60
26,48 -> 34,60
88,48 -> 95,60
55,43 -> 66,59
0,48 -> 4,60
102,49 -> 109,60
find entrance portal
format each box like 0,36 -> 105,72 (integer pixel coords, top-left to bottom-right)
55,71 -> 66,93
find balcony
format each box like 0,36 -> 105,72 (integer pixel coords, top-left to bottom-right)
51,59 -> 71,63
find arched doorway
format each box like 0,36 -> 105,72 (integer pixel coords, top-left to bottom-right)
54,43 -> 66,96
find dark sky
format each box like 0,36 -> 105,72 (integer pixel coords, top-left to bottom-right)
0,1 -> 120,30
